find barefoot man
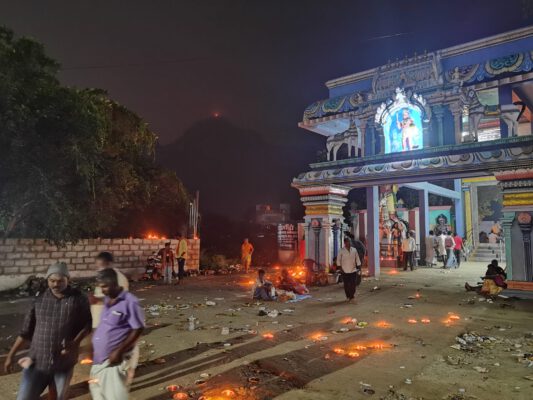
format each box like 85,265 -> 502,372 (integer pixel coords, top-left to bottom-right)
337,238 -> 361,302
241,238 -> 254,273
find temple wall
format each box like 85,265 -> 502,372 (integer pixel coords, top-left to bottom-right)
0,238 -> 200,291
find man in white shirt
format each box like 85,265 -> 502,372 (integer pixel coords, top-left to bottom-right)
401,231 -> 417,271
437,232 -> 447,267
337,238 -> 362,302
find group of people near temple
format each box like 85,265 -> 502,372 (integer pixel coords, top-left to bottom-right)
155,234 -> 189,284
424,230 -> 464,269
251,268 -> 310,301
4,253 -> 144,400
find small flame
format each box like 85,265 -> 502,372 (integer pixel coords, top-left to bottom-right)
353,345 -> 367,351
262,333 -> 274,339
376,321 -> 391,328
221,389 -> 236,397
408,319 -> 418,324
415,292 -> 421,298
173,393 -> 189,400
387,269 -> 399,275
80,358 -> 93,365
421,318 -> 431,324
333,348 -> 345,355
448,314 -> 460,320
347,351 -> 360,358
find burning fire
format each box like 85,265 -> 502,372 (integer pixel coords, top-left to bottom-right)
173,393 -> 189,400
448,313 -> 460,320
376,321 -> 391,328
262,333 -> 274,339
387,269 -> 399,275
220,389 -> 236,397
80,358 -> 93,365
347,351 -> 360,358
408,319 -> 418,324
167,385 -> 181,392
353,345 -> 367,351
310,332 -> 328,341
341,317 -> 357,324
421,318 -> 431,324
333,348 -> 345,355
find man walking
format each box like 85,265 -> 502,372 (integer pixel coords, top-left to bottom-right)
4,262 -> 92,400
424,230 -> 437,267
401,231 -> 416,271
176,234 -> 188,280
90,268 -> 145,400
453,232 -> 464,268
241,238 -> 254,274
337,238 -> 362,302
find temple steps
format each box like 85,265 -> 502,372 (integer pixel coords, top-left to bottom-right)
469,243 -> 506,263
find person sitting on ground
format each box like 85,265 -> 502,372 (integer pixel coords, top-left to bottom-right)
278,268 -> 309,295
465,259 -> 508,296
251,269 -> 275,301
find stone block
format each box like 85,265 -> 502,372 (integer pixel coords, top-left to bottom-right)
14,246 -> 30,252
65,252 -> 77,258
20,266 -> 34,274
6,253 -> 22,259
85,245 -> 96,251
3,238 -> 19,245
119,245 -> 130,251
0,245 -> 14,252
22,253 -> 36,259
1,259 -> 16,267
101,239 -> 112,244
75,264 -> 88,270
51,252 -> 65,258
77,252 -> 89,258
19,239 -> 35,245
34,266 -> 48,273
31,259 -> 45,266
122,238 -> 133,244
4,267 -> 19,274
133,238 -> 143,244
108,245 -> 120,251
37,252 -> 51,259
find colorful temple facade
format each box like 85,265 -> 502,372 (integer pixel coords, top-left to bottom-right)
293,27 -> 533,289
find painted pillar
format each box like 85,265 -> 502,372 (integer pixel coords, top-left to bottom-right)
297,185 -> 350,269
454,179 -> 465,237
432,104 -> 445,146
498,85 -> 513,138
449,102 -> 463,144
366,121 -> 375,157
358,120 -> 366,157
366,186 -> 380,278
501,212 -> 514,274
418,188 -> 429,265
471,184 -> 479,247
463,185 -> 472,242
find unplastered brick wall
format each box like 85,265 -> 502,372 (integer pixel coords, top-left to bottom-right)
0,238 -> 200,291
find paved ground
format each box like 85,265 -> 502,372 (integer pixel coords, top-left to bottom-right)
0,262 -> 532,400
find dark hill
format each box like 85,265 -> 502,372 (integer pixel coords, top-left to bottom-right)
156,117 -> 324,220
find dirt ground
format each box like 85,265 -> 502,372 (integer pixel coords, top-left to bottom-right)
0,262 -> 532,400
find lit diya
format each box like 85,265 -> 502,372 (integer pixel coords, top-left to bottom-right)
262,333 -> 274,339
347,351 -> 360,358
421,318 -> 431,324
173,393 -> 189,400
408,319 -> 418,324
333,348 -> 345,355
80,358 -> 93,365
376,321 -> 391,328
167,385 -> 182,392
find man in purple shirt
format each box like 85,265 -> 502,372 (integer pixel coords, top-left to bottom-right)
90,268 -> 144,400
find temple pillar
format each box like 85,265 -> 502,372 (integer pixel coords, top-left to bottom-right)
296,185 -> 350,269
366,121 -> 375,156
471,184 -> 480,247
495,168 -> 533,287
432,104 -> 445,146
418,188 -> 429,265
463,183 -> 473,242
449,102 -> 463,144
366,186 -> 380,278
498,85 -> 513,138
358,120 -> 366,157
454,179 -> 465,237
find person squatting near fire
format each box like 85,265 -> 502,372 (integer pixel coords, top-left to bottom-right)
90,268 -> 145,400
251,269 -> 276,300
241,238 -> 254,273
159,241 -> 176,284
278,268 -> 309,295
337,237 -> 362,302
465,259 -> 508,296
4,262 -> 92,400
176,234 -> 188,280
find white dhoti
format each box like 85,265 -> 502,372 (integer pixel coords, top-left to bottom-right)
89,348 -> 138,400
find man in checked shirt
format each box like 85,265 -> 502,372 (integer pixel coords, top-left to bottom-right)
4,262 -> 92,400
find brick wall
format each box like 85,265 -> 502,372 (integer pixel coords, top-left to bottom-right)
0,238 -> 200,291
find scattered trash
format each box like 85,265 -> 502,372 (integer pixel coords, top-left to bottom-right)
473,366 -> 488,373
188,316 -> 196,331
221,327 -> 229,335
370,286 -> 380,292
267,310 -> 279,318
153,358 -> 166,365
199,373 -> 210,379
404,378 -> 412,384
205,301 -> 216,306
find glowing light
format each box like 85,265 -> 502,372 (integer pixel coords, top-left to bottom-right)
448,314 -> 460,320
353,345 -> 367,351
80,358 -> 93,365
221,389 -> 236,397
347,351 -> 360,358
173,393 -> 189,400
333,348 -> 345,355
415,292 -> 421,299
376,321 -> 391,328
167,385 -> 180,392
310,333 -> 328,341
341,317 -> 356,324
421,318 -> 431,324
369,343 -> 386,350
387,269 -> 399,275
262,333 -> 274,339
408,319 -> 418,324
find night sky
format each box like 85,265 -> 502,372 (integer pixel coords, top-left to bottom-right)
1,0 -> 532,145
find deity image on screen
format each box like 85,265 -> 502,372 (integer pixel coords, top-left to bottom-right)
378,91 -> 425,154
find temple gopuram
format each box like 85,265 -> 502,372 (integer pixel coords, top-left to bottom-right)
292,27 -> 533,291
